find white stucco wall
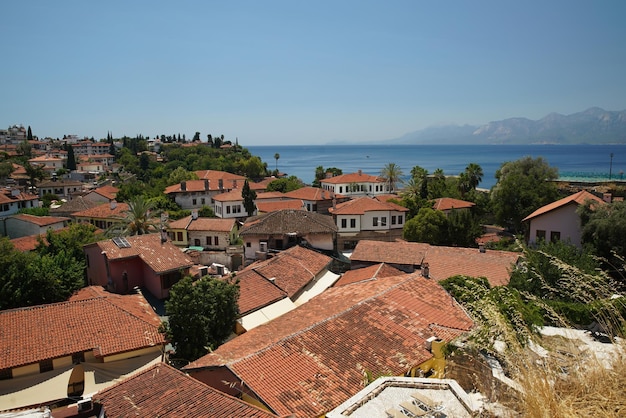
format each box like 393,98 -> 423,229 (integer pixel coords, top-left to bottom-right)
528,204 -> 582,247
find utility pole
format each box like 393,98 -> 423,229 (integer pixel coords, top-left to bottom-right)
609,153 -> 614,180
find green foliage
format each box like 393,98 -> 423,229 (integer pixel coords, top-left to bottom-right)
36,222 -> 99,263
491,156 -> 559,232
109,195 -> 160,236
165,275 -> 239,362
403,207 -> 448,244
446,209 -> 483,247
167,166 -> 198,186
580,200 -> 626,268
18,206 -> 49,216
197,205 -> 215,218
266,176 -> 303,193
0,161 -> 15,179
242,179 -> 257,216
40,193 -> 59,208
380,162 -> 404,193
66,145 -> 77,171
313,166 -> 342,187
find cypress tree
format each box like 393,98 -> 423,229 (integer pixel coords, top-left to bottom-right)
66,145 -> 77,171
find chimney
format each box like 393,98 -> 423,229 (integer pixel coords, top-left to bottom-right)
232,180 -> 237,189
479,243 -> 486,253
358,169 -> 362,176
204,179 -> 209,191
160,228 -> 168,243
192,209 -> 198,220
181,181 -> 187,191
110,200 -> 117,210
421,262 -> 429,278
218,179 -> 223,190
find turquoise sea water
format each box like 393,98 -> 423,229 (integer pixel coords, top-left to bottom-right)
248,144 -> 626,189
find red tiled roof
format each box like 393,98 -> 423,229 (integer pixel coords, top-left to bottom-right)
0,189 -> 38,204
94,234 -> 194,273
213,189 -> 243,202
248,246 -> 332,298
249,177 -> 274,191
0,287 -> 165,370
522,190 -> 605,221
423,246 -> 520,287
256,200 -> 304,213
164,179 -> 213,194
320,171 -> 384,185
329,196 -> 408,215
233,269 -> 287,315
194,170 -> 246,182
93,363 -> 278,418
334,263 -> 406,287
283,186 -> 343,201
72,201 -> 129,219
255,191 -> 285,200
185,273 -> 473,417
10,234 -> 44,252
432,197 -> 475,211
168,215 -> 236,232
10,213 -> 69,227
93,185 -> 119,200
374,194 -> 402,203
350,240 -> 429,266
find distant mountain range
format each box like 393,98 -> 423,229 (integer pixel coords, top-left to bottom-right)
391,107 -> 626,145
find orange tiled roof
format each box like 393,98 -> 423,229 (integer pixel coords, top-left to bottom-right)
350,240 -> 429,266
432,197 -> 475,211
522,190 -> 605,221
329,196 -> 408,215
10,213 -> 69,227
185,273 -> 473,417
10,234 -> 45,252
213,189 -> 243,202
423,246 -> 520,287
256,200 -> 304,213
240,209 -> 337,235
169,215 -> 236,232
93,363 -> 278,418
95,234 -> 194,273
334,263 -> 406,287
72,201 -> 129,219
248,245 -> 332,298
0,287 -> 165,370
93,185 -> 119,200
255,191 -> 285,200
195,169 -> 246,182
232,269 -> 287,315
374,194 -> 402,203
0,189 -> 38,204
320,171 -> 384,185
283,186 -> 343,201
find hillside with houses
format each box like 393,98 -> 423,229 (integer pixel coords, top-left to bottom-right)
0,126 -> 625,417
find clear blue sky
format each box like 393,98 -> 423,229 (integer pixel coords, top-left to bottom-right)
3,1 -> 626,145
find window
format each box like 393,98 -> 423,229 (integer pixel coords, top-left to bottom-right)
246,242 -> 251,248
176,231 -> 183,241
312,204 -> 317,211
373,217 -> 379,226
350,218 -> 356,228
192,199 -> 197,205
550,231 -> 561,242
398,215 -> 403,225
226,206 -> 231,214
339,186 -> 343,193
194,239 -> 201,246
392,215 -> 397,225
214,236 -> 219,246
0,368 -> 11,380
206,236 -> 212,246
40,359 -> 53,373
201,198 -> 206,205
536,230 -> 546,241
72,352 -> 85,364
381,217 -> 387,226
341,219 -> 347,228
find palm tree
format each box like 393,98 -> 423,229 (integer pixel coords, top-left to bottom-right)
401,177 -> 424,200
381,163 -> 404,193
464,163 -> 484,190
24,162 -> 47,191
115,196 -> 160,236
274,153 -> 280,173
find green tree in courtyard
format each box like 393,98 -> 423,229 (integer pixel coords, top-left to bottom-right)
403,207 -> 448,245
164,275 -> 239,362
242,179 -> 257,216
491,156 -> 559,233
110,195 -> 160,236
580,200 -> 626,271
24,162 -> 47,190
267,176 -> 303,193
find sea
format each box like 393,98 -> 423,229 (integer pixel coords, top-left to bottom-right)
248,144 -> 626,190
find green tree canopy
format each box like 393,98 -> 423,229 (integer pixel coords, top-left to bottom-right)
491,156 -> 559,232
580,200 -> 626,269
403,207 -> 448,244
380,162 -> 404,193
266,176 -> 303,193
242,179 -> 257,216
164,275 -> 239,362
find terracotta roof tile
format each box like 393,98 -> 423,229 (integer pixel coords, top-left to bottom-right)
256,200 -> 304,213
50,196 -> 101,215
95,234 -> 194,273
255,191 -> 286,200
334,263 -> 405,287
350,240 -> 429,266
10,213 -> 69,227
233,269 -> 287,315
250,246 -> 332,297
0,287 -> 165,369
0,189 -> 38,204
10,234 -> 44,252
432,197 -> 475,211
93,363 -> 278,418
213,189 -> 243,202
168,215 -> 236,232
423,246 -> 520,286
329,196 -> 408,215
72,202 -> 129,219
320,171 -> 384,185
92,185 -> 119,200
185,273 -> 472,417
240,209 -> 337,236
284,186 -> 343,201
522,190 -> 605,221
